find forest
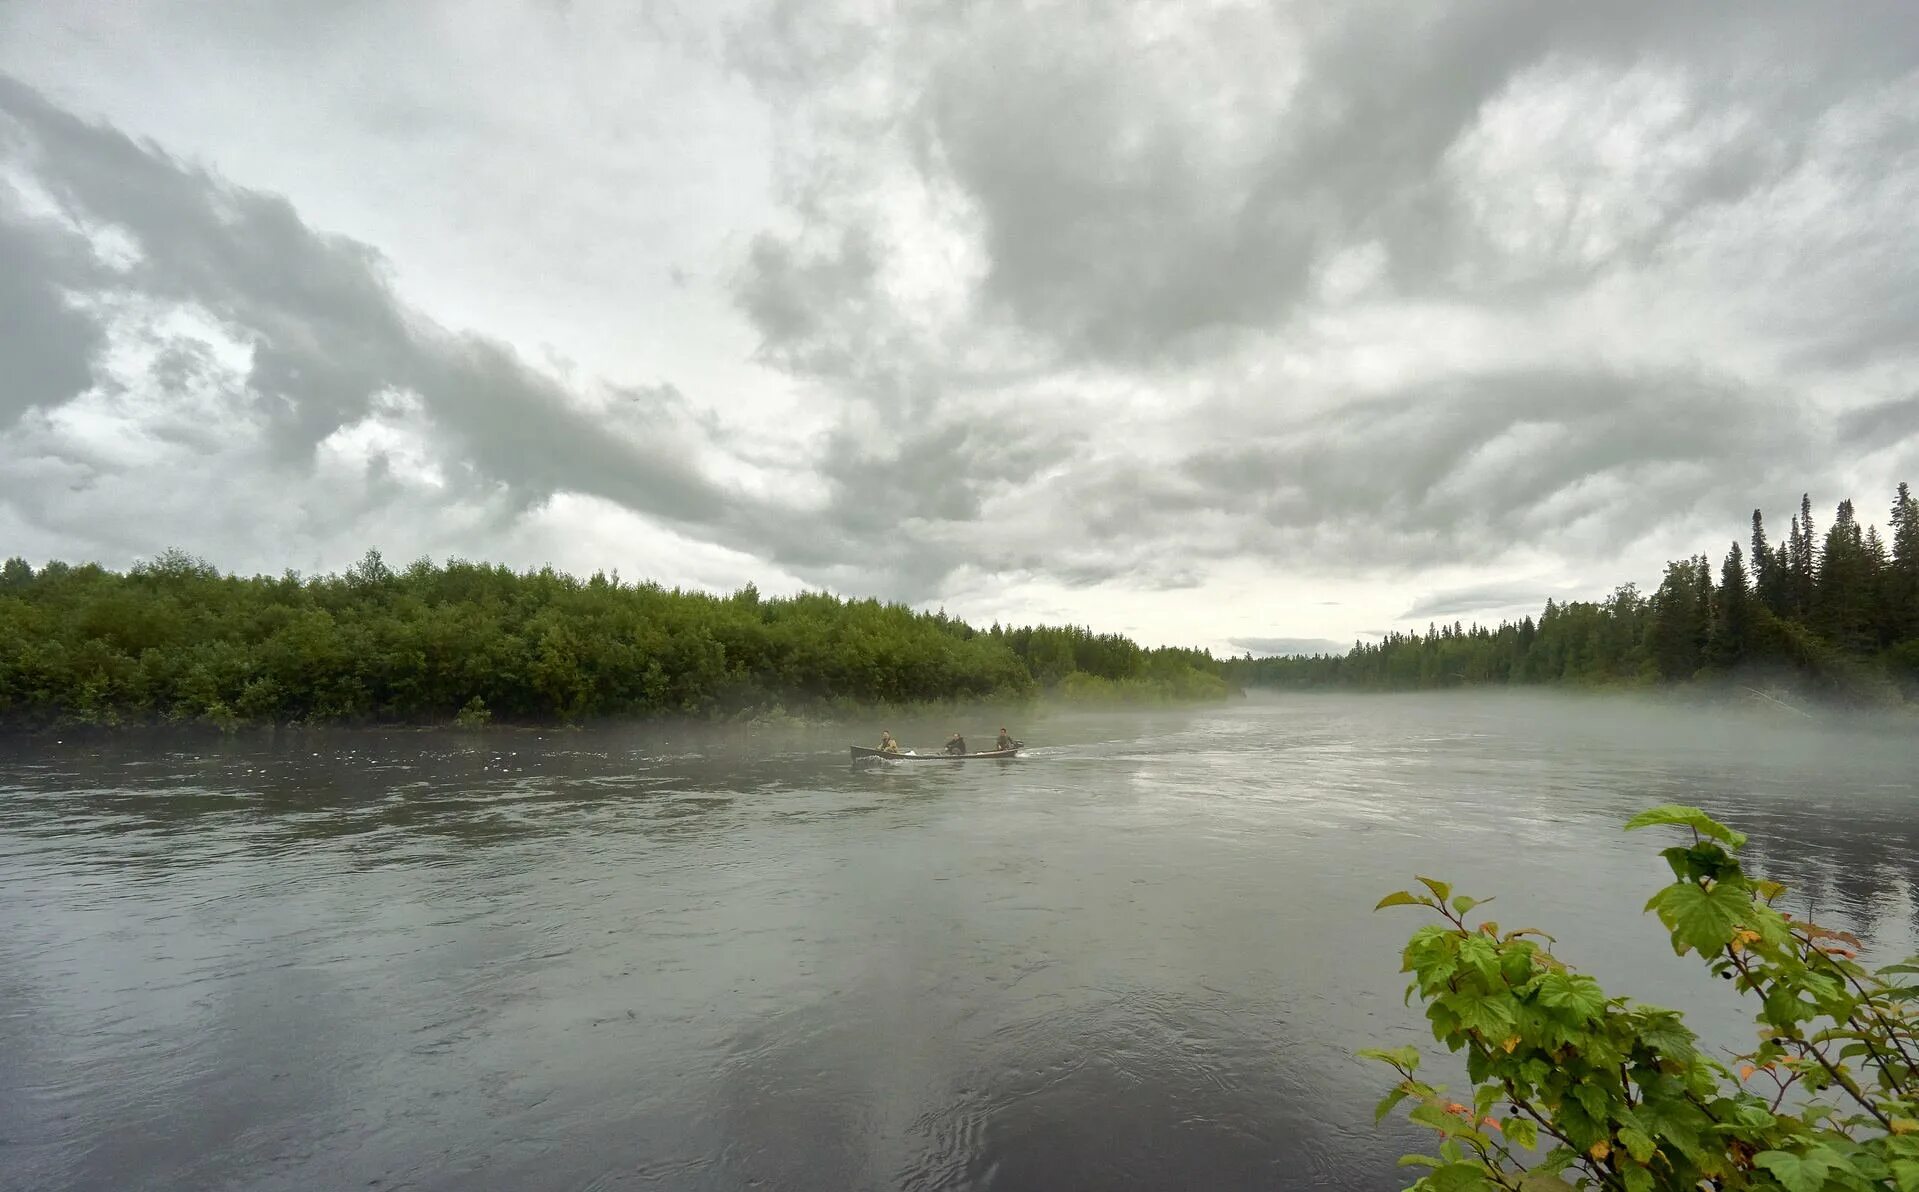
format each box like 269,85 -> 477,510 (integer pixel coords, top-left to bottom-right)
1225,484 -> 1919,705
0,550 -> 1233,728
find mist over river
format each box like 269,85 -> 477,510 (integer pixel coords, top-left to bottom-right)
3,693 -> 1916,1191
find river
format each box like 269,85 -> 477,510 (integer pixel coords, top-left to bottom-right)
2,692 -> 1916,1191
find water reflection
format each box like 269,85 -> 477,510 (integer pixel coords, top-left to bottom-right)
1,693 -> 1916,1192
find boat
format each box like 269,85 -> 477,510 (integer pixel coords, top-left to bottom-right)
850,743 -> 1022,761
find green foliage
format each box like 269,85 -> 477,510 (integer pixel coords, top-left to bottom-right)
1228,483 -> 1919,706
454,695 -> 492,729
1367,806 -> 1919,1191
0,551 -> 1235,728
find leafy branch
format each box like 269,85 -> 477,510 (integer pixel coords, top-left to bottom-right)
1364,803 -> 1919,1191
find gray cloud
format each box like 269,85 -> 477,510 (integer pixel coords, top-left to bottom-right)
733,0 -> 1919,366
707,0 -> 1919,617
0,74 -> 739,551
5,0 -> 1919,645
735,224 -> 880,372
1229,637 -> 1350,659
1841,396 -> 1919,449
0,199 -> 103,424
1399,584 -> 1564,623
1013,369 -> 1822,587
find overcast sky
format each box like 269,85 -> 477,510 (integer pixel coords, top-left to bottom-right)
4,3 -> 1918,655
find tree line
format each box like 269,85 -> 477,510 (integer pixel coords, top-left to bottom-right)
1225,483 -> 1919,704
0,550 -> 1234,728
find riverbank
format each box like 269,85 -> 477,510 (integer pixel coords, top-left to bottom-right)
0,683 -> 1240,740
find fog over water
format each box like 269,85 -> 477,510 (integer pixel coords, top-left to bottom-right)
2,692 -> 1916,1191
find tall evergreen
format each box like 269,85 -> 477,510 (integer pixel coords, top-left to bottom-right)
1785,515 -> 1805,614
1704,542 -> 1750,670
1891,481 -> 1919,639
1749,509 -> 1781,615
1815,499 -> 1876,653
1795,493 -> 1818,617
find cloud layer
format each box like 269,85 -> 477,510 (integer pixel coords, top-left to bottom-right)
4,2 -> 1919,647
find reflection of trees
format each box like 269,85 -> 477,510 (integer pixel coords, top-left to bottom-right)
0,728 -> 864,871
1684,792 -> 1919,950
1596,755 -> 1919,952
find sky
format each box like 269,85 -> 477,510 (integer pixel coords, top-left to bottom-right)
3,2 -> 1918,657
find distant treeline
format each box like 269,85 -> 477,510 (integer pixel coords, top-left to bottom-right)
0,551 -> 1234,728
1225,484 -> 1919,705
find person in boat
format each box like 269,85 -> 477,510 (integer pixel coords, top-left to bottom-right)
995,727 -> 1015,751
879,731 -> 901,754
944,731 -> 966,756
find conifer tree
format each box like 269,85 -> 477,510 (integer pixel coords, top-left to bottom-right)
1891,481 -> 1919,640
1705,542 -> 1749,669
1749,508 -> 1780,614
1785,514 -> 1805,614
1796,492 -> 1818,616
1814,499 -> 1877,653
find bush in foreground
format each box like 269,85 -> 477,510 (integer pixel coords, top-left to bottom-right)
1366,805 -> 1919,1191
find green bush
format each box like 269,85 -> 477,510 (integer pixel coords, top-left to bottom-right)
1367,806 -> 1919,1190
454,695 -> 491,729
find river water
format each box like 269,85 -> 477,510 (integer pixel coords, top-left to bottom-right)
2,692 -> 1916,1191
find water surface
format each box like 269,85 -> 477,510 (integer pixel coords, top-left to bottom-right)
3,693 -> 1915,1190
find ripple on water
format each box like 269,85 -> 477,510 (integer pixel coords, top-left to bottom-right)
2,696 -> 1917,1192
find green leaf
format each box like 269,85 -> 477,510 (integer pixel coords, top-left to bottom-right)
1645,880 -> 1750,956
1536,972 -> 1608,1020
1504,1116 -> 1539,1150
1377,890 -> 1430,911
1452,894 -> 1484,915
1457,935 -> 1502,984
1851,1151 -> 1893,1181
1724,1101 -> 1778,1131
1517,1173 -> 1576,1191
1373,1086 -> 1412,1123
1448,990 -> 1518,1037
1357,1046 -> 1421,1071
1572,1083 -> 1609,1125
1660,845 -> 1693,880
1397,1153 -> 1445,1169
1634,1010 -> 1698,1059
1891,1159 -> 1919,1192
1410,1103 -> 1461,1136
1619,1126 -> 1656,1164
1621,1166 -> 1653,1192
1473,1085 -> 1501,1121
1427,1163 -> 1500,1192
1755,1150 -> 1831,1192
1418,875 -> 1454,904
1624,804 -> 1748,849
1753,878 -> 1787,902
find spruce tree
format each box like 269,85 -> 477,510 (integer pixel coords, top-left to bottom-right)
1891,481 -> 1919,640
1705,542 -> 1750,670
1864,524 -> 1892,647
1815,499 -> 1874,653
1771,541 -> 1790,614
1796,493 -> 1818,617
1749,509 -> 1778,613
1785,515 -> 1805,615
